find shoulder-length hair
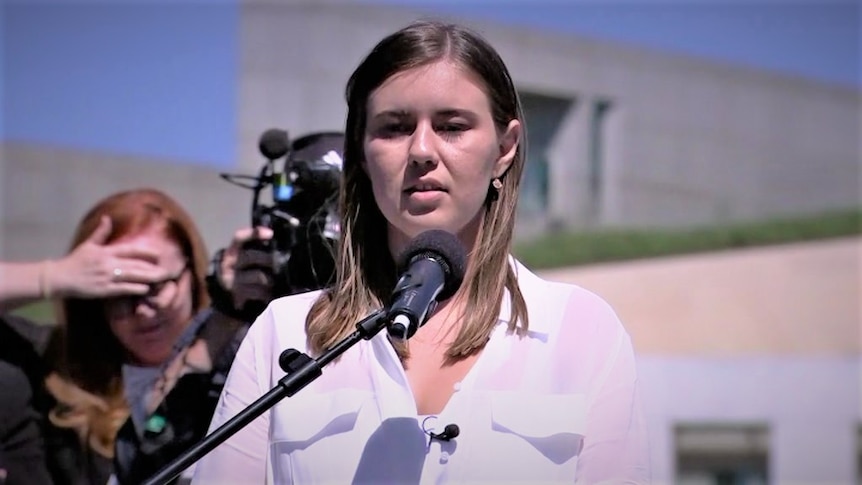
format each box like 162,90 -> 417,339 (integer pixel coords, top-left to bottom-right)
306,20 -> 529,359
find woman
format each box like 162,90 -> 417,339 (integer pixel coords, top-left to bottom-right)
18,188 -> 247,485
0,211 -> 174,485
194,20 -> 649,484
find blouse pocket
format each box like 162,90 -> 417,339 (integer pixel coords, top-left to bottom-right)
270,389 -> 368,450
490,391 -> 587,465
268,389 -> 371,485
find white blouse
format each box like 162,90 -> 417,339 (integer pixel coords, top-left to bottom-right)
192,260 -> 650,484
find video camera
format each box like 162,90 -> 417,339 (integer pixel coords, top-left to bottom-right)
221,128 -> 344,298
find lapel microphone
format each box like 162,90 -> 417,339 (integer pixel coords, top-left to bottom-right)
421,416 -> 460,443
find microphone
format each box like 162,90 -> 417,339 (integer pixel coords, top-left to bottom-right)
430,424 -> 460,441
387,230 -> 467,340
258,128 -> 290,160
421,416 -> 460,442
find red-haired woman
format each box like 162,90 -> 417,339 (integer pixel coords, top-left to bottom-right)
1,188 -> 255,484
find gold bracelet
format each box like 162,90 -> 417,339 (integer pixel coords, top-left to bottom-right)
39,260 -> 53,300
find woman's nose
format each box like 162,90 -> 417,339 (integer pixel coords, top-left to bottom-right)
134,299 -> 158,318
408,122 -> 437,166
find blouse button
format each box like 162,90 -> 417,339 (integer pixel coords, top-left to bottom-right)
440,451 -> 450,464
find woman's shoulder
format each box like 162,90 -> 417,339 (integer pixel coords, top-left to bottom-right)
244,289 -> 324,352
268,289 -> 325,315
512,259 -> 610,306
511,258 -> 629,340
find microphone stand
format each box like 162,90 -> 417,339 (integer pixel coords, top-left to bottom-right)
142,308 -> 389,485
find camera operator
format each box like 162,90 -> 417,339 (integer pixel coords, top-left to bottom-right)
204,226 -> 276,322
205,130 -> 344,322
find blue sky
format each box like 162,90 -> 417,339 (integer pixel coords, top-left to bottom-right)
374,0 -> 860,88
1,1 -> 858,167
2,2 -> 239,166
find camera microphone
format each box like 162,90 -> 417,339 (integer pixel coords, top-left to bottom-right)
217,128 -> 345,300
259,128 -> 290,160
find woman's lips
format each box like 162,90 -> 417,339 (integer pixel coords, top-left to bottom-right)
134,321 -> 166,338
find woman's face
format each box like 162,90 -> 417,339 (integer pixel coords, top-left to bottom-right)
362,59 -> 520,255
103,227 -> 194,367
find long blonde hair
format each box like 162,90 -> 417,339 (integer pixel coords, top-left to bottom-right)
306,20 -> 529,359
45,188 -> 210,457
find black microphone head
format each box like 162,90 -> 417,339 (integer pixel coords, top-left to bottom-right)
442,424 -> 460,439
259,128 -> 290,160
397,230 -> 467,301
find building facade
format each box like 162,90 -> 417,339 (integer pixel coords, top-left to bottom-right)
3,2 -> 858,259
540,236 -> 860,484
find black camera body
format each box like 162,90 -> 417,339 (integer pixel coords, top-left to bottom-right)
262,130 -> 343,296
223,129 -> 344,300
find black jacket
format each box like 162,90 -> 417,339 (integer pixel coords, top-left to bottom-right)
0,359 -> 54,485
112,310 -> 248,485
0,310 -> 249,485
0,314 -> 54,485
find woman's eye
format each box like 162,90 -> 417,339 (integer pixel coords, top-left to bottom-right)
381,123 -> 411,136
438,123 -> 468,135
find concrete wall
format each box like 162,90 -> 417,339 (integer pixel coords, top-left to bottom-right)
539,237 -> 861,356
537,237 -> 861,483
639,357 -> 859,484
0,142 -> 249,260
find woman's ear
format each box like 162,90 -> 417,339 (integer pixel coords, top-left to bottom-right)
494,119 -> 521,178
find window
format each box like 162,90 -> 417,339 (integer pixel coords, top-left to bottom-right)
516,91 -> 574,218
588,99 -> 612,219
675,423 -> 769,485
